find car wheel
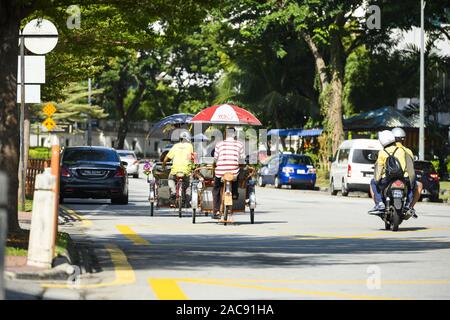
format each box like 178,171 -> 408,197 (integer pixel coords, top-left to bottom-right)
257,176 -> 266,187
330,179 -> 338,196
112,192 -> 128,205
341,180 -> 349,197
274,176 -> 281,189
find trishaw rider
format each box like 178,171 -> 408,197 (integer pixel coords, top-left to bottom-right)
212,127 -> 245,218
162,131 -> 194,204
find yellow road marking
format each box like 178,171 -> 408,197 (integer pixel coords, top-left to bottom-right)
178,278 -> 450,286
148,279 -> 189,300
148,278 -> 402,300
116,225 -> 150,245
42,244 -> 135,289
61,205 -> 93,228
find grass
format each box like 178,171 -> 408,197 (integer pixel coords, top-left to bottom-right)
440,181 -> 450,191
17,198 -> 33,213
5,246 -> 28,256
5,232 -> 70,257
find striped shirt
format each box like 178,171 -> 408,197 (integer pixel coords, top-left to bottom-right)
214,138 -> 245,177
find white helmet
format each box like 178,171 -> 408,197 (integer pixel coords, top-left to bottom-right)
179,131 -> 191,142
378,130 -> 396,147
391,127 -> 406,141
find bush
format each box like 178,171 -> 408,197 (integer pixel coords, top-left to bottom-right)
29,147 -> 50,159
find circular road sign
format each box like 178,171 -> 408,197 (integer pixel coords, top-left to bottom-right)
22,18 -> 58,54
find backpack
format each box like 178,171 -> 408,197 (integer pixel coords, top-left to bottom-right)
384,147 -> 404,180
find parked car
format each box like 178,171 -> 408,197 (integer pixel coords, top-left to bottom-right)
116,150 -> 140,178
330,139 -> 382,196
414,160 -> 440,202
60,146 -> 129,204
257,153 -> 316,189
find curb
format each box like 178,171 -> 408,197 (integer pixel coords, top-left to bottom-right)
5,227 -> 80,281
5,263 -> 74,281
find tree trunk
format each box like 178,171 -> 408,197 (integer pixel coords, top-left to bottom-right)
328,70 -> 345,156
0,5 -> 21,235
327,31 -> 345,156
117,117 -> 128,150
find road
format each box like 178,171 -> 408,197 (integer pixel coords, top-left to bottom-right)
9,171 -> 450,300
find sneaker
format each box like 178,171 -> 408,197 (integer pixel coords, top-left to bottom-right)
405,206 -> 418,219
212,211 -> 220,219
368,202 -> 385,215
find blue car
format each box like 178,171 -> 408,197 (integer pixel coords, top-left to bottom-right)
257,154 -> 316,189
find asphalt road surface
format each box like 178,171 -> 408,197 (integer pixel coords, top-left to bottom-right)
8,170 -> 450,300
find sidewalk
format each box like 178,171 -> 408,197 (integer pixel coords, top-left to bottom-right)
5,210 -> 76,281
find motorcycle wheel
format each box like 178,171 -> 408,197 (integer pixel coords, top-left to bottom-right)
192,209 -> 196,224
150,202 -> 154,217
250,208 -> 255,224
391,210 -> 400,231
384,221 -> 391,230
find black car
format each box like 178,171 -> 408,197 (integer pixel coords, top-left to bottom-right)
60,146 -> 129,204
414,160 -> 440,202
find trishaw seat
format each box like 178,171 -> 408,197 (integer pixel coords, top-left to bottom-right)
222,172 -> 236,182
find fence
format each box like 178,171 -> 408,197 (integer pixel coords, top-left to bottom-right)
26,159 -> 51,199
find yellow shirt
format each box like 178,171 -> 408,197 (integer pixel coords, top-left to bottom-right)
375,144 -> 414,181
396,142 -> 414,158
166,142 -> 193,175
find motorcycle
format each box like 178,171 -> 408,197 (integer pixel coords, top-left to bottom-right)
380,179 -> 412,231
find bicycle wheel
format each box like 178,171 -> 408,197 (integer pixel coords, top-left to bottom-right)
178,182 -> 183,218
223,206 -> 229,226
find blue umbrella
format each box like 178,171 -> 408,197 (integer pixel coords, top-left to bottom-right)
148,113 -> 194,139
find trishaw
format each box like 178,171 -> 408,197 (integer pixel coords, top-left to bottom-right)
188,103 -> 261,225
145,161 -> 192,217
190,165 -> 257,225
145,114 -> 195,218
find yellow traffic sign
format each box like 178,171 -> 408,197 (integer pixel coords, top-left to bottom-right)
42,103 -> 56,117
42,117 -> 56,131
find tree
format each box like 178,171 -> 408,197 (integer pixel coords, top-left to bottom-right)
213,14 -> 319,128
0,0 -> 216,236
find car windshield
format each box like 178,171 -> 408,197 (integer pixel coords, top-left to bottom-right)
118,152 -> 136,159
63,149 -> 119,163
414,161 -> 435,172
352,149 -> 378,164
284,156 -> 312,166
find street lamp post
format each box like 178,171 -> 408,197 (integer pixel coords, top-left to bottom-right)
419,0 -> 426,160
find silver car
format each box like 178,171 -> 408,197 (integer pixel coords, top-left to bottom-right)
116,150 -> 140,178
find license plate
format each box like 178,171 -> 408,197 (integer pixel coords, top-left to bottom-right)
82,170 -> 105,176
297,169 -> 306,174
392,190 -> 403,198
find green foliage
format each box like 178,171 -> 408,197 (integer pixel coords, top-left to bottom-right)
29,147 -> 51,159
33,82 -> 108,124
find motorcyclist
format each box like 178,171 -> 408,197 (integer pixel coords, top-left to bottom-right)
162,131 -> 194,204
368,130 -> 416,216
391,127 -> 422,214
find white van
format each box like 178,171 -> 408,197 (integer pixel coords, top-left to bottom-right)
330,139 -> 382,196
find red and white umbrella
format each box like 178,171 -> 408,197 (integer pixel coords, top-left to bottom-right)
190,104 -> 262,126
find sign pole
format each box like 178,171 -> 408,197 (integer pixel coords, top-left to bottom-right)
19,33 -> 26,211
87,78 -> 92,146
